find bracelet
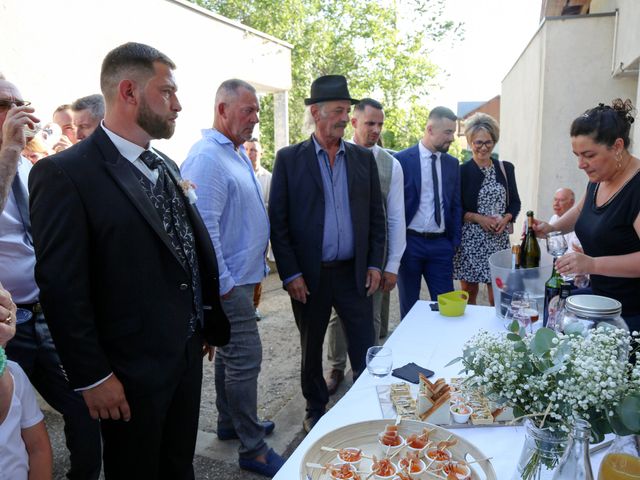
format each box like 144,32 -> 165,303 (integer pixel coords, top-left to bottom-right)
0,345 -> 6,377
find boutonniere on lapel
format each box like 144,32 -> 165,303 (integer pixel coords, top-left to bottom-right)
179,179 -> 198,204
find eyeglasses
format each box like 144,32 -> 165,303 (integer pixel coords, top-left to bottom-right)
0,99 -> 31,112
472,140 -> 494,149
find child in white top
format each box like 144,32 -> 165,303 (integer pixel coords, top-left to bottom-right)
0,291 -> 52,480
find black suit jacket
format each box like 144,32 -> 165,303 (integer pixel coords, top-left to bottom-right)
269,137 -> 385,296
28,127 -> 229,394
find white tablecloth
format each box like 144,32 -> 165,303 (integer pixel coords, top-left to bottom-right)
274,302 -> 606,479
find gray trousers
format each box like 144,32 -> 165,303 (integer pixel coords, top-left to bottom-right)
327,289 -> 390,371
214,284 -> 268,459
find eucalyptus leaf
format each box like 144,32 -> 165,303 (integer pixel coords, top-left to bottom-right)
530,328 -> 556,357
514,342 -> 527,353
543,363 -> 564,375
507,333 -> 522,342
509,320 -> 520,333
607,407 -> 636,436
589,415 -> 611,443
513,405 -> 525,419
552,340 -> 571,364
617,394 -> 640,432
445,357 -> 462,367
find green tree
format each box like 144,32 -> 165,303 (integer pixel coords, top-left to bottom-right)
193,0 -> 462,167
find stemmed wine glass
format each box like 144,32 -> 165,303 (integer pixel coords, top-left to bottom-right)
511,291 -> 529,312
503,291 -> 529,330
519,299 -> 540,333
546,231 -> 574,281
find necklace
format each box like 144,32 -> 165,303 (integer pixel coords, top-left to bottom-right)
594,166 -> 640,208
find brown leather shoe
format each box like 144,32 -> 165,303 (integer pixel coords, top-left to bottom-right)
325,369 -> 345,396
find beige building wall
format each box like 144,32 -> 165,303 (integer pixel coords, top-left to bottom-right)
0,0 -> 292,162
500,29 -> 544,233
501,9 -> 638,233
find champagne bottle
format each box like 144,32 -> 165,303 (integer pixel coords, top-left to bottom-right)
521,211 -> 540,268
543,258 -> 562,327
511,245 -> 521,270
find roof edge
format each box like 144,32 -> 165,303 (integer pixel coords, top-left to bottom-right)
167,0 -> 294,49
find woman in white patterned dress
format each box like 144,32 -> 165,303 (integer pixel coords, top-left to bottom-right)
454,113 -> 521,305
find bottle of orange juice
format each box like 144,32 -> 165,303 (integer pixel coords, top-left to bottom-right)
599,435 -> 640,480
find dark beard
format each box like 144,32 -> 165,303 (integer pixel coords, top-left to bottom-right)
137,96 -> 174,139
434,142 -> 451,153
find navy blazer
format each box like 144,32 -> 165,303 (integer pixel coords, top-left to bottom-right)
269,137 -> 386,296
460,158 -> 521,221
394,144 -> 463,247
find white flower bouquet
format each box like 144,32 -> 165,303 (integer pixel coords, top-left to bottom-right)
448,324 -> 640,478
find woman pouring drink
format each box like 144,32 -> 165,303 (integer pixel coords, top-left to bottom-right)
534,99 -> 640,331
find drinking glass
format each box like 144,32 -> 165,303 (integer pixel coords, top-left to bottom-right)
487,206 -> 502,221
23,122 -> 41,140
366,346 -> 393,378
503,305 -> 518,330
514,308 -> 532,333
510,291 -> 529,312
521,299 -> 540,333
546,231 -> 574,281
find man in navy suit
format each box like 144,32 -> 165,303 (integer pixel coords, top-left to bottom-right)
394,107 -> 462,318
269,75 -> 385,433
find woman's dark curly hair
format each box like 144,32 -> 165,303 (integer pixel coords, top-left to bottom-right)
570,98 -> 635,148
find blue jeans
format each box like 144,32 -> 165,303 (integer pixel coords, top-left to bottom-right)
6,312 -> 102,480
214,284 -> 267,459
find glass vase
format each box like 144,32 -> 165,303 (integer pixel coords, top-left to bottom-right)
512,419 -> 569,480
598,434 -> 640,479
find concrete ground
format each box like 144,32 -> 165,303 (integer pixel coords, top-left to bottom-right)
45,269 -> 490,479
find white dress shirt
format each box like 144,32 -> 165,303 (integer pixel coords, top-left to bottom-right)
0,157 -> 39,304
101,122 -> 160,183
407,141 -> 445,233
254,165 -> 272,209
371,144 -> 406,274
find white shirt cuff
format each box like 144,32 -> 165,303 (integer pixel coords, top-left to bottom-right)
75,373 -> 113,392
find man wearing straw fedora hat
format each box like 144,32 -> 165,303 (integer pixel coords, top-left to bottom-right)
269,75 -> 386,433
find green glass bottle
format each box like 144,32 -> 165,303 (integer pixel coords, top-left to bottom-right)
521,211 -> 541,269
543,258 -> 563,327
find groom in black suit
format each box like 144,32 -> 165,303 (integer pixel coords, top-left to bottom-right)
269,75 -> 385,433
29,42 -> 230,480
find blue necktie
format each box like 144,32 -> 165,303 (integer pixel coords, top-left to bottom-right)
12,173 -> 33,244
431,153 -> 441,227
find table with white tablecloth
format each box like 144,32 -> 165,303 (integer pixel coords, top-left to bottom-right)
273,302 -> 608,479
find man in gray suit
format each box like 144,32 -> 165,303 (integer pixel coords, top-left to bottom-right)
269,76 -> 385,433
